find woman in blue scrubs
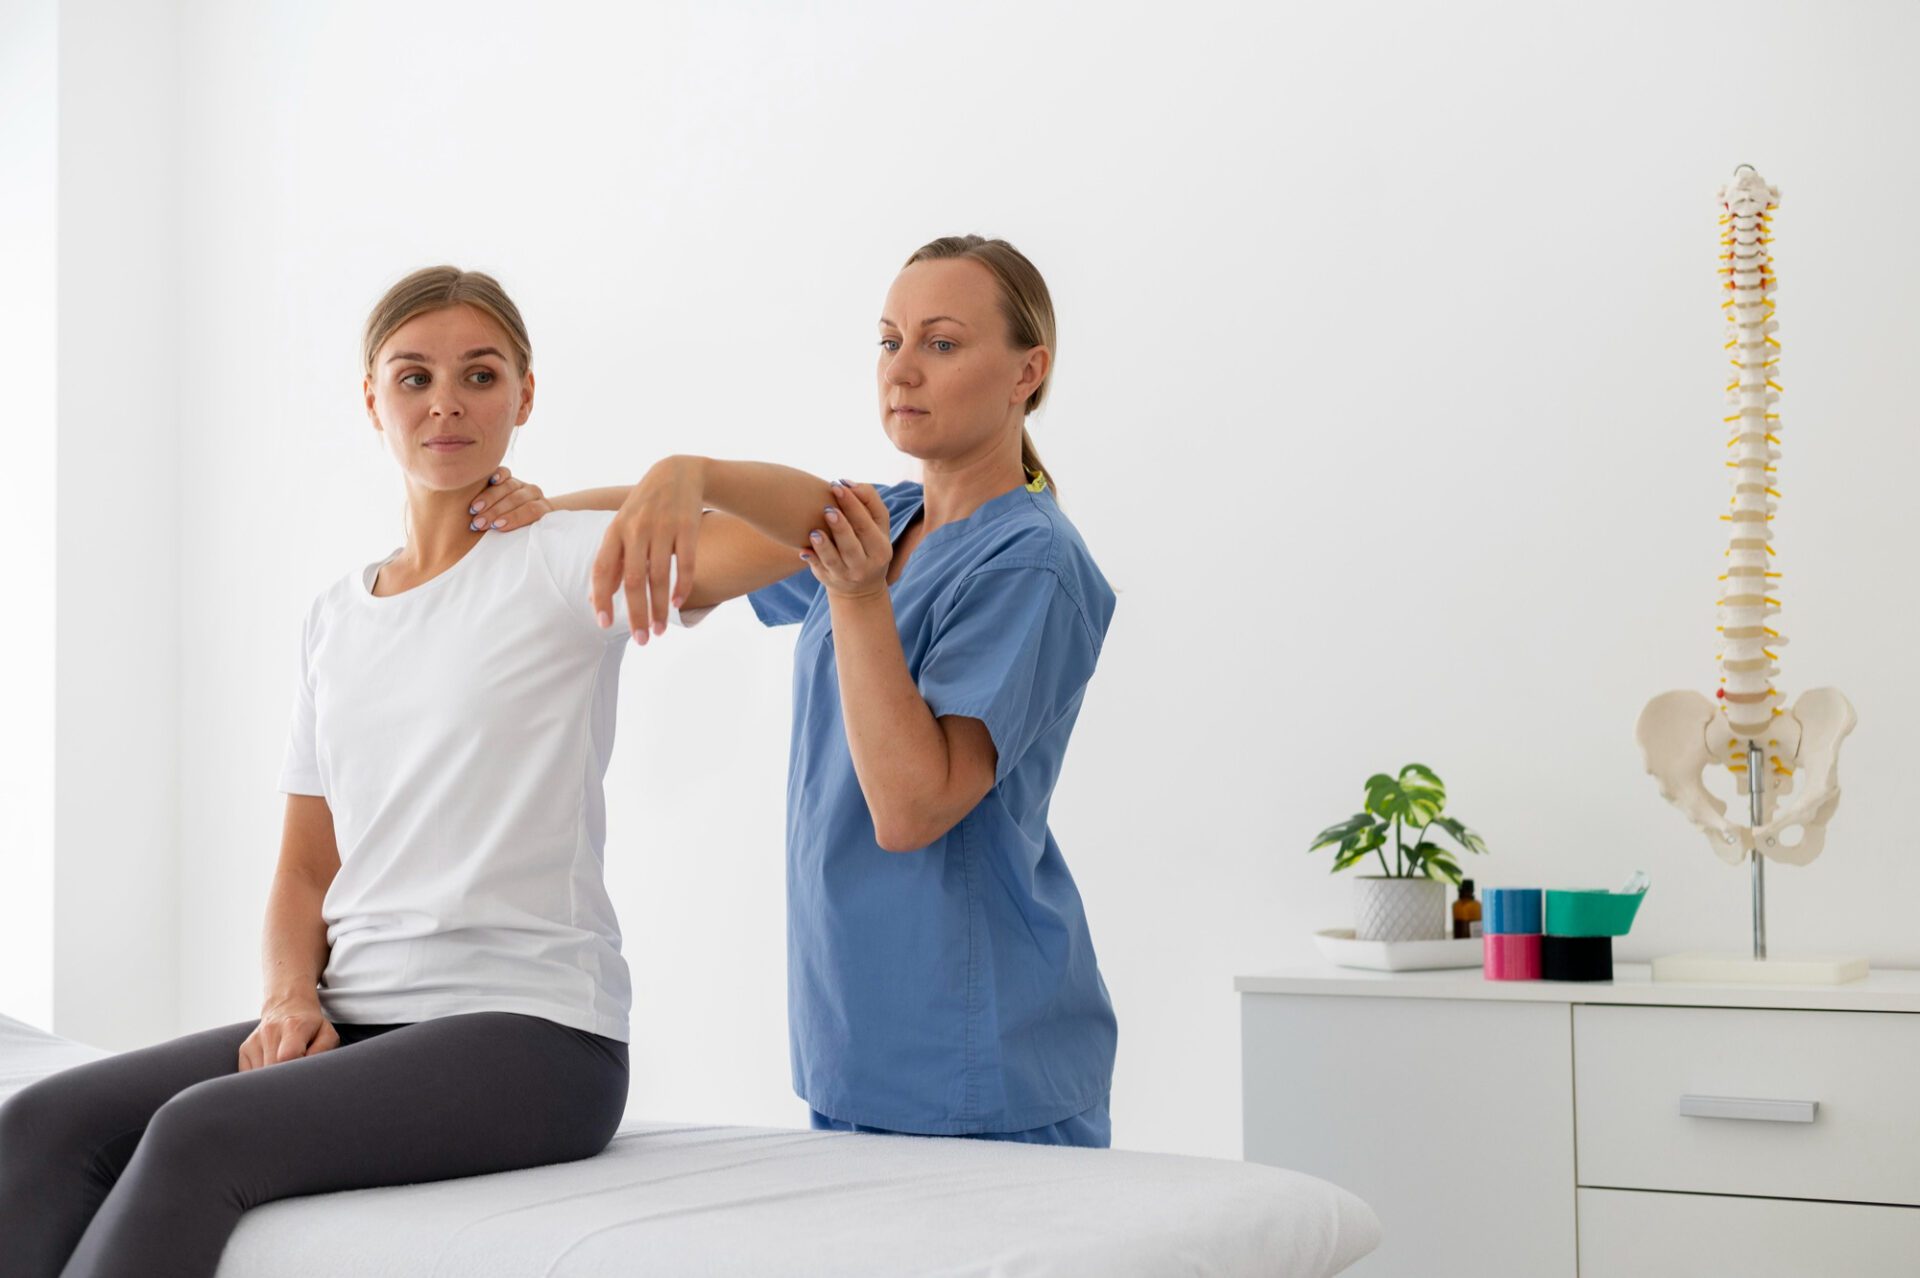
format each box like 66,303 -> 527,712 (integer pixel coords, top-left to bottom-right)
578,236 -> 1117,1145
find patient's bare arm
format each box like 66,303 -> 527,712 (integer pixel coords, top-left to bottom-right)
592,455 -> 834,641
241,794 -> 342,1071
453,458 -> 832,641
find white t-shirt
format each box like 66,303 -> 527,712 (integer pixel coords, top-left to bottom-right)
278,509 -> 699,1041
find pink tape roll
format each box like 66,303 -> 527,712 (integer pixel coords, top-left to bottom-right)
1483,933 -> 1542,980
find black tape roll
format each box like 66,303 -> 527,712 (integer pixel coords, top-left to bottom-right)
1542,934 -> 1613,982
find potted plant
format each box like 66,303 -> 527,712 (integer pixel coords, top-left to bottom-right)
1309,763 -> 1490,942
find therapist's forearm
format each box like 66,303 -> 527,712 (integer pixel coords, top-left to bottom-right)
549,486 -> 632,512
260,873 -> 331,1009
829,591 -> 955,851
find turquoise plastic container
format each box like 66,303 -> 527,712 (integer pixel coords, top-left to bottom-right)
1544,889 -> 1646,938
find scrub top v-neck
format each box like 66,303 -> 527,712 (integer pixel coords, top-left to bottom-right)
750,481 -> 1117,1135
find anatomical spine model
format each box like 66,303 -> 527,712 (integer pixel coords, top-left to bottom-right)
1637,168 -> 1856,867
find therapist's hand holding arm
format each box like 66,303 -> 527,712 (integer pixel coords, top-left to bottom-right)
591,455 -> 835,644
241,794 -> 342,1070
806,481 -> 997,853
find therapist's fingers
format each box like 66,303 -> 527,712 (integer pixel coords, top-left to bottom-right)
589,525 -> 625,630
807,527 -> 846,577
467,472 -> 524,519
848,482 -> 891,530
821,504 -> 868,568
476,482 -> 550,533
833,483 -> 887,559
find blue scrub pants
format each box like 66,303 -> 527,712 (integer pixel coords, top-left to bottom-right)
809,1095 -> 1111,1148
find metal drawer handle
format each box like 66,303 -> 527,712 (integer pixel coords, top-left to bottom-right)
1678,1094 -> 1818,1124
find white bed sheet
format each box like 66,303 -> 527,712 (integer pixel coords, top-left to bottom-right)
0,1015 -> 1380,1276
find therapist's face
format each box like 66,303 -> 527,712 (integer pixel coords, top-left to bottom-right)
365,305 -> 533,492
877,258 -> 1047,467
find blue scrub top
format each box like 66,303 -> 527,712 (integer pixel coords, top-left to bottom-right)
749,481 -> 1118,1135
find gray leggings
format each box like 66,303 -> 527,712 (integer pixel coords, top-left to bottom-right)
0,1011 -> 628,1278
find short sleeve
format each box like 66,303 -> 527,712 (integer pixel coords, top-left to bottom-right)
277,603 -> 324,796
748,565 -> 822,627
917,567 -> 1100,784
532,511 -> 713,642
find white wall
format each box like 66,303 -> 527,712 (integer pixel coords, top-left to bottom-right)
49,0 -> 182,1050
0,0 -> 59,1031
87,0 -> 1920,1159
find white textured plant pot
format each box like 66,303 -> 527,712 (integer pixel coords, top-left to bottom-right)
1352,876 -> 1447,942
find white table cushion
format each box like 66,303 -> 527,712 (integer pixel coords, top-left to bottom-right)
0,1014 -> 1380,1276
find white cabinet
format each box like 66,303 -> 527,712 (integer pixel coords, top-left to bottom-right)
1576,1188 -> 1920,1278
1574,1004 -> 1920,1206
1237,965 -> 1920,1277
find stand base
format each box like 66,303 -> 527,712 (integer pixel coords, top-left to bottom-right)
1652,951 -> 1869,985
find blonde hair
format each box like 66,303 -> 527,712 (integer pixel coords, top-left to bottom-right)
902,235 -> 1058,494
362,266 -> 532,378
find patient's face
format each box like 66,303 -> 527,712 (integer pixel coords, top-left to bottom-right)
876,259 -> 1035,467
365,305 -> 533,492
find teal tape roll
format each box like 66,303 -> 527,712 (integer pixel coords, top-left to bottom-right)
1545,890 -> 1645,938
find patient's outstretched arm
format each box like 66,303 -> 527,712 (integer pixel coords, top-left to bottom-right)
590,456 -> 834,641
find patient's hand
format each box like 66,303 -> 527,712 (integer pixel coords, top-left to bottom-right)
466,467 -> 553,534
592,456 -> 706,644
239,995 -> 340,1070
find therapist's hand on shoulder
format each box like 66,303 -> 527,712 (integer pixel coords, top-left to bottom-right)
238,995 -> 340,1070
803,482 -> 892,598
464,467 -> 552,534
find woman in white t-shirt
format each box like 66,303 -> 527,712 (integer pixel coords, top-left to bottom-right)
0,267 -> 720,1278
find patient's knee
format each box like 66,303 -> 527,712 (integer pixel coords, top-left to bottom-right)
0,1072 -> 101,1168
129,1066 -> 268,1197
140,1080 -> 245,1166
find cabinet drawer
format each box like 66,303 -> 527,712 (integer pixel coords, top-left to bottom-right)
1574,1004 -> 1920,1205
1578,1188 -> 1920,1278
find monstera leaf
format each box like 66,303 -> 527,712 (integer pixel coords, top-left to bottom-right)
1309,813 -> 1388,873
1431,815 -> 1487,857
1363,764 -> 1447,826
1406,841 -> 1464,884
1307,763 -> 1491,878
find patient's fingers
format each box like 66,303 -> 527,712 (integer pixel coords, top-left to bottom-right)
623,541 -> 653,646
308,1019 -> 341,1057
671,519 -> 698,610
647,538 -> 674,636
270,1028 -> 303,1064
590,524 -> 624,630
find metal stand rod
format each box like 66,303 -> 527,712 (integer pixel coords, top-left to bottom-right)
1748,739 -> 1767,960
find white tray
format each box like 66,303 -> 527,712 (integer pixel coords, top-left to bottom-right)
1314,927 -> 1483,972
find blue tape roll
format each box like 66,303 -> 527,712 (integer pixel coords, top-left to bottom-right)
1483,887 -> 1543,935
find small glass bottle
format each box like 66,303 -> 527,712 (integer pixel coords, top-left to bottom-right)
1453,879 -> 1483,939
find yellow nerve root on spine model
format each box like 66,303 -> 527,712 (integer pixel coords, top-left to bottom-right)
1636,167 -> 1857,867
